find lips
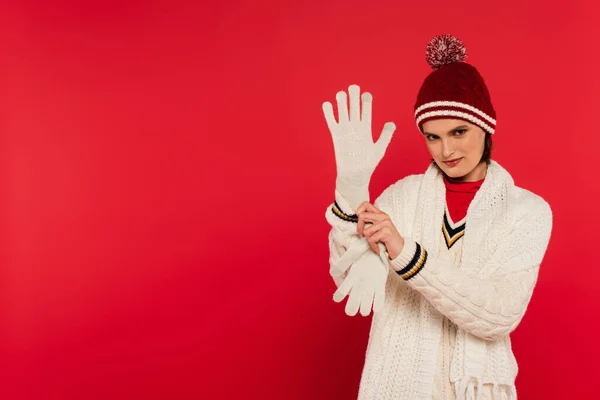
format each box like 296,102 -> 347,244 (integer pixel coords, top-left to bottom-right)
443,157 -> 462,167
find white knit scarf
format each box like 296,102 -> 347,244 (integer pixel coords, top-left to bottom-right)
414,160 -> 518,400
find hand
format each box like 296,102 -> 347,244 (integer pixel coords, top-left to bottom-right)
322,84 -> 396,210
356,202 -> 405,260
330,240 -> 389,316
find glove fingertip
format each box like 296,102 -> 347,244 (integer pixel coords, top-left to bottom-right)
374,123 -> 396,155
360,291 -> 374,317
346,301 -> 359,317
333,290 -> 345,303
348,84 -> 360,94
383,121 -> 396,132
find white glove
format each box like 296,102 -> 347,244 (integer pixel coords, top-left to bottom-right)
330,240 -> 389,316
322,84 -> 396,211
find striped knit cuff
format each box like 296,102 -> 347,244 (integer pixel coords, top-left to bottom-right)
331,190 -> 359,223
389,239 -> 428,281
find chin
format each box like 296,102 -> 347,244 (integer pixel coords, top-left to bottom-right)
443,168 -> 466,179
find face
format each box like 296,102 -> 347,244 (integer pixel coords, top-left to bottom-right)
421,118 -> 487,181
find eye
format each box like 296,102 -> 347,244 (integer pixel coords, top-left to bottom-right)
426,135 -> 438,141
454,129 -> 467,136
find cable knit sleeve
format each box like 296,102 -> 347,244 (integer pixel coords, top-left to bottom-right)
325,183 -> 398,287
389,198 -> 553,341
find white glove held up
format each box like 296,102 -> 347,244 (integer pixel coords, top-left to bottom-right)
322,84 -> 396,210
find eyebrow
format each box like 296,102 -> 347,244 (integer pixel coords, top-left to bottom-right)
423,125 -> 469,136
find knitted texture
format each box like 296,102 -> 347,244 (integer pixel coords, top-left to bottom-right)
426,34 -> 468,70
325,160 -> 552,399
414,35 -> 497,135
331,238 -> 390,316
322,84 -> 396,210
429,213 -> 495,399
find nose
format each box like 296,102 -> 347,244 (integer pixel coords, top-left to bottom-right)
441,138 -> 455,158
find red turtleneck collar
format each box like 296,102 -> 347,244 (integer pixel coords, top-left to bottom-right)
443,174 -> 485,223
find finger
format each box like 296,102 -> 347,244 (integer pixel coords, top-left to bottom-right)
363,220 -> 388,239
358,212 -> 385,235
357,210 -> 376,236
348,84 -> 361,123
322,101 -> 337,132
360,286 -> 374,317
356,205 -> 373,236
374,121 -> 396,156
332,240 -> 369,276
355,201 -> 378,215
378,241 -> 389,258
361,92 -> 373,125
368,239 -> 379,254
356,201 -> 379,213
329,263 -> 344,278
373,284 -> 385,313
369,229 -> 388,245
333,272 -> 354,303
345,279 -> 363,316
365,223 -> 392,247
358,211 -> 387,222
335,90 -> 349,124
357,216 -> 370,237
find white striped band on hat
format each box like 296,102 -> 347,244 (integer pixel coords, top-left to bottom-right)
414,101 -> 496,134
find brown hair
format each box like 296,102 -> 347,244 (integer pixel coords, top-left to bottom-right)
481,132 -> 493,164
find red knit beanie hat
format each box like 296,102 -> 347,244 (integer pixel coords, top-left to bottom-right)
414,34 -> 497,134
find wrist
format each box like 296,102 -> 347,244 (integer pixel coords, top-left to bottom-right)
385,236 -> 405,260
388,239 -> 417,272
335,176 -> 369,211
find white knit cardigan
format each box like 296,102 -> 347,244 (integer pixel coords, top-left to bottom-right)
326,160 -> 553,399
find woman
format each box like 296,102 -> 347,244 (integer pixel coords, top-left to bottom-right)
323,34 -> 552,400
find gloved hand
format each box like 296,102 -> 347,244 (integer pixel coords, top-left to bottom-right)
322,84 -> 396,211
330,239 -> 390,316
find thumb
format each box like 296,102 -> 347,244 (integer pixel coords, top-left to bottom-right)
332,240 -> 370,276
374,122 -> 396,156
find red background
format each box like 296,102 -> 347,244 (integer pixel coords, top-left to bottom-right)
2,0 -> 599,399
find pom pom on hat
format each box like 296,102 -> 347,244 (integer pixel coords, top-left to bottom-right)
415,34 -> 497,134
426,34 -> 467,70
